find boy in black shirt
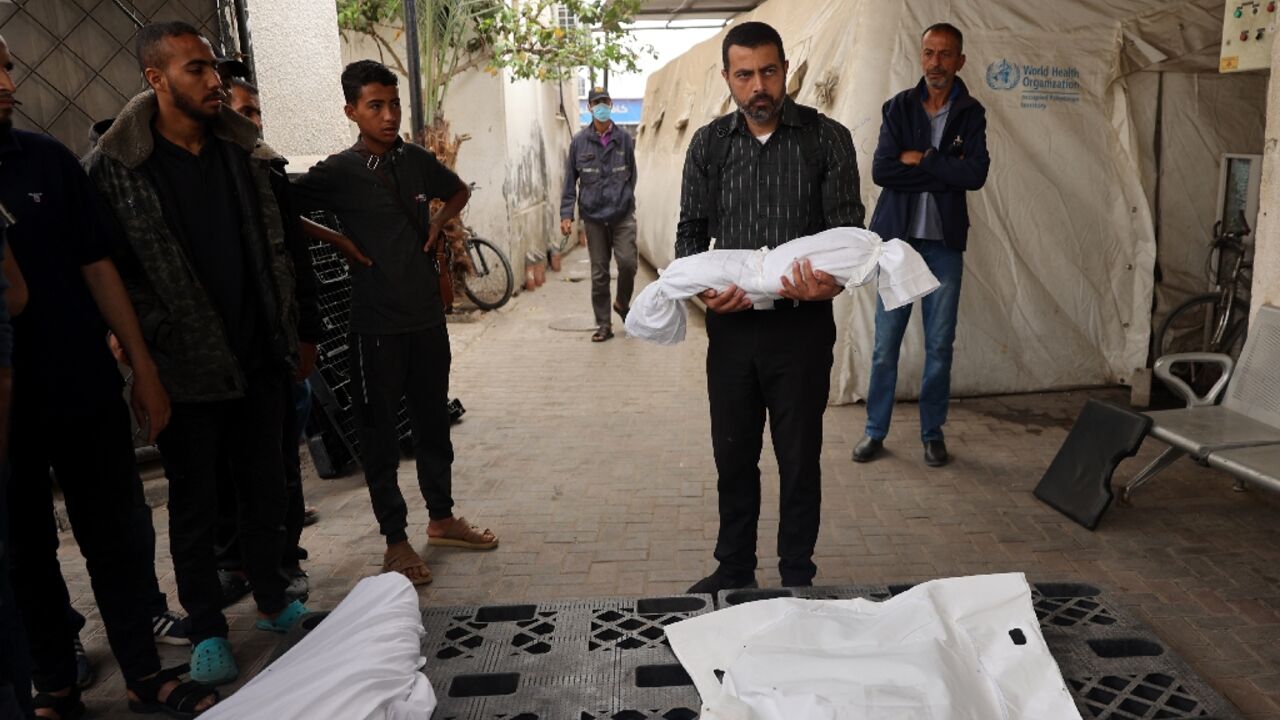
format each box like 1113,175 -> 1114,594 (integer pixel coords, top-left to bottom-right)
294,60 -> 498,585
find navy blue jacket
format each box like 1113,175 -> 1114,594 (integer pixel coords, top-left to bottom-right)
869,76 -> 989,252
560,122 -> 637,224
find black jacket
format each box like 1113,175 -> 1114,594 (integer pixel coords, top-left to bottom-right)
869,76 -> 990,252
560,122 -> 636,223
267,158 -> 322,345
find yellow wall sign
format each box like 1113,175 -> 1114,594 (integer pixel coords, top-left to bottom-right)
1221,56 -> 1241,71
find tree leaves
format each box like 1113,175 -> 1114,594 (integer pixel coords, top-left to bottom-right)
336,0 -> 654,122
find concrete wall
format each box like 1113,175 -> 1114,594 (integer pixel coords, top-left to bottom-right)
440,69 -> 515,261
248,0 -> 350,167
500,69 -> 573,267
1253,42 -> 1280,319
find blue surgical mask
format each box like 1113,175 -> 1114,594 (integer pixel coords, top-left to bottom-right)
591,104 -> 612,123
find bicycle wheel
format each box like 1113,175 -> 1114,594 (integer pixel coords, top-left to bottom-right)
462,237 -> 514,311
1153,293 -> 1249,396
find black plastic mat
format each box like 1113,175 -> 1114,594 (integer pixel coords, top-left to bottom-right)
272,583 -> 1239,719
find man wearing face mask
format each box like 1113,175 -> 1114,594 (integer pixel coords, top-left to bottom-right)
560,87 -> 638,342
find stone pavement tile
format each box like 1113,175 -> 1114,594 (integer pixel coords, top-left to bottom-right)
49,253 -> 1280,718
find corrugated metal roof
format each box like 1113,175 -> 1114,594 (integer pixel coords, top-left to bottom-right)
635,0 -> 764,20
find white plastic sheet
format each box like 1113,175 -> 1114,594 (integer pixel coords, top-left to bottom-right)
202,573 -> 437,720
666,573 -> 1083,720
625,228 -> 939,345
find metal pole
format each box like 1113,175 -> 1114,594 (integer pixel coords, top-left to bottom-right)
232,0 -> 255,80
110,0 -> 144,28
403,0 -> 425,137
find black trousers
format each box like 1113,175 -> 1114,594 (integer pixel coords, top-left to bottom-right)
6,397 -> 161,688
65,468 -> 170,635
0,462 -> 33,719
215,381 -> 308,572
158,370 -> 289,643
705,300 -> 835,586
351,327 -> 454,545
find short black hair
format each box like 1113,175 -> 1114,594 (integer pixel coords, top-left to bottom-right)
341,60 -> 397,104
135,21 -> 203,72
229,76 -> 258,95
722,21 -> 785,69
922,23 -> 963,53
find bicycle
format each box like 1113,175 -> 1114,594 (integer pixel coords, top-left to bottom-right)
1151,212 -> 1253,396
456,228 -> 514,311
435,183 -> 514,312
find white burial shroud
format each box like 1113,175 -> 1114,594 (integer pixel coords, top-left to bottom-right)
624,227 -> 940,345
201,573 -> 437,720
666,573 -> 1084,720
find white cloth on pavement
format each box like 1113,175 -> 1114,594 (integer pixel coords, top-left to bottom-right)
624,227 -> 940,345
666,573 -> 1083,720
202,573 -> 437,720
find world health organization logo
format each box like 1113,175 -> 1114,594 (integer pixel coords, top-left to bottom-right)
986,59 -> 1020,91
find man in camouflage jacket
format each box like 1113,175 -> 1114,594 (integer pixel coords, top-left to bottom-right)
83,22 -> 306,685
84,92 -> 298,402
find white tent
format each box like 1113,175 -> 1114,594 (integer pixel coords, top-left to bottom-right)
633,0 -> 1266,402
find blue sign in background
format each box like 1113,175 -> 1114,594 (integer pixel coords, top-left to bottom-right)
579,98 -> 644,125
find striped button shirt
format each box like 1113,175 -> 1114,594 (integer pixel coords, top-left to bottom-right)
675,99 -> 865,258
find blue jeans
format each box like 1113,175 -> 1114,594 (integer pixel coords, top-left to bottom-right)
865,239 -> 964,443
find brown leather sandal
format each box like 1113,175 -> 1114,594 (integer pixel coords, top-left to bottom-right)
427,516 -> 499,550
591,326 -> 614,342
382,541 -> 433,586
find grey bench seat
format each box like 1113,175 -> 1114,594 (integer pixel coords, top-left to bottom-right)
1145,406 -> 1280,456
1123,304 -> 1280,502
1207,445 -> 1280,494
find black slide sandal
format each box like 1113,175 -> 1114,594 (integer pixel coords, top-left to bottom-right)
127,665 -> 220,718
33,687 -> 85,720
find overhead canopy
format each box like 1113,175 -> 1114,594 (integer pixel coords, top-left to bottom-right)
633,0 -> 1266,402
635,0 -> 765,21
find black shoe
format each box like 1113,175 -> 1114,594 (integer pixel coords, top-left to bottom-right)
73,635 -> 94,689
687,572 -> 758,595
851,435 -> 883,463
152,610 -> 191,646
923,439 -> 949,467
218,569 -> 251,608
447,398 -> 466,424
284,568 -> 310,604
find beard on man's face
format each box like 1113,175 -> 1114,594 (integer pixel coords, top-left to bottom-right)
170,78 -> 223,123
735,89 -> 782,124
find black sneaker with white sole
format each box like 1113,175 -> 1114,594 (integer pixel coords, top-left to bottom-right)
152,610 -> 191,646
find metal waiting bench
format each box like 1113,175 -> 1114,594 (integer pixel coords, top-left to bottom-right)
1122,304 -> 1280,502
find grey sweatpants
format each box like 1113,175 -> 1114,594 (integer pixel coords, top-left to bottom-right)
583,214 -> 638,328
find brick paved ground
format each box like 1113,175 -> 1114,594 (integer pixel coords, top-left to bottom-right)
57,249 -> 1280,718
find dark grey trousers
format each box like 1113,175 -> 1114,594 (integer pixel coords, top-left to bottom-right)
583,215 -> 638,328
